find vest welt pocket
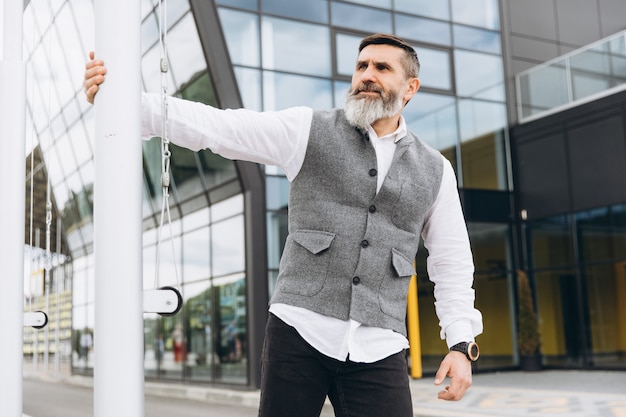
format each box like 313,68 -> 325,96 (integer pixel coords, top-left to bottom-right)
379,248 -> 416,320
278,230 -> 335,297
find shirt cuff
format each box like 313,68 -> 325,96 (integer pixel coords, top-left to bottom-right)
445,321 -> 476,348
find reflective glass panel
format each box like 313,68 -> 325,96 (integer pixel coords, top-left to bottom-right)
262,0 -> 328,23
457,99 -> 506,142
183,226 -> 210,282
518,62 -> 569,119
404,92 -> 457,151
330,2 -> 391,33
216,0 -> 257,10
460,128 -> 507,189
214,273 -> 247,383
341,0 -> 391,7
453,25 -> 501,54
263,71 -> 333,110
577,205 -> 626,263
218,8 -> 260,67
267,211 -> 288,270
454,50 -> 505,100
184,280 -> 215,381
417,47 -> 451,90
395,0 -> 449,20
167,13 -> 206,90
395,14 -> 451,47
528,215 -> 574,269
234,66 -> 262,110
212,215 -> 245,276
333,80 -> 351,108
261,17 -> 331,77
335,33 -> 361,77
451,0 -> 499,30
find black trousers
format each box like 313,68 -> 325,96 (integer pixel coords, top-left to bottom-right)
258,313 -> 413,417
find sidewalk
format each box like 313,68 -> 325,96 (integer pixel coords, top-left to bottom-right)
24,363 -> 626,417
409,370 -> 626,417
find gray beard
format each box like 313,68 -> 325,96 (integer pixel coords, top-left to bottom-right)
344,88 -> 403,131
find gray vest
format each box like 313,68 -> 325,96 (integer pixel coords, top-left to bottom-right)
270,109 -> 444,335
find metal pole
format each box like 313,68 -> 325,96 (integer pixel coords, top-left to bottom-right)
93,1 -> 144,416
0,0 -> 26,415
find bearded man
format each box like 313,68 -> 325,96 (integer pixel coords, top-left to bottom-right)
84,33 -> 483,417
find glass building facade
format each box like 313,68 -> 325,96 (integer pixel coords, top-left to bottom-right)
19,0 -> 626,390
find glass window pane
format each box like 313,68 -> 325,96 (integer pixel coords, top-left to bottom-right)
262,0 -> 328,23
212,216 -> 245,276
335,33 -> 361,77
341,0 -> 391,7
529,216 -> 574,269
453,25 -> 501,54
214,273 -> 246,383
333,80 -> 351,108
263,71 -> 333,110
234,66 -> 262,111
396,14 -> 451,47
461,129 -> 507,189
417,47 -> 451,90
212,194 -> 243,222
457,99 -> 506,142
216,0 -> 257,10
261,17 -> 330,77
167,13 -> 206,91
184,280 -> 214,382
454,50 -> 505,100
218,8 -> 260,67
183,226 -> 210,282
330,2 -> 391,33
451,0 -> 499,30
395,0 -> 449,20
518,63 -> 569,119
405,93 -> 457,151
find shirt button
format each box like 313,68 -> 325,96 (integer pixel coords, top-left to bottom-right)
352,276 -> 361,285
369,205 -> 376,213
361,240 -> 369,248
369,168 -> 377,177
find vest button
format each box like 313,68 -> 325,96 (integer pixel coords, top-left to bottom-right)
352,276 -> 360,285
361,240 -> 369,248
369,205 -> 376,213
369,168 -> 377,177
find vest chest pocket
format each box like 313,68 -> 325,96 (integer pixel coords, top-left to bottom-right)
379,248 -> 416,320
278,230 -> 335,296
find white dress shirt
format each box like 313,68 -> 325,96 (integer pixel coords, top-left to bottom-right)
141,93 -> 483,363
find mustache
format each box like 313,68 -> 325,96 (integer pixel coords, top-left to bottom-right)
349,82 -> 384,96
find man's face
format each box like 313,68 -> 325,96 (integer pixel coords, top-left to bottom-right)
344,44 -> 418,129
349,44 -> 415,107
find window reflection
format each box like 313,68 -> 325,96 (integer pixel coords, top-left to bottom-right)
405,93 -> 457,151
262,0 -> 328,23
183,226 -> 210,282
453,25 -> 501,54
454,50 -> 505,100
395,0 -> 449,20
331,2 -> 392,33
335,33 -> 361,77
218,8 -> 260,67
234,67 -> 262,110
214,273 -> 247,383
261,17 -> 331,77
451,0 -> 499,30
212,216 -> 245,276
416,47 -> 451,90
183,280 -> 214,382
396,14 -> 451,47
167,13 -> 206,90
263,71 -> 333,110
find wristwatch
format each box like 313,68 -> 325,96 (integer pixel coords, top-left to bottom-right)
450,341 -> 480,362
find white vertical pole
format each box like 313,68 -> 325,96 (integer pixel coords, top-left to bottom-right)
0,0 -> 26,416
93,0 -> 144,416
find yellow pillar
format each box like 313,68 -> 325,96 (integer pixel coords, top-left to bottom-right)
407,273 -> 422,378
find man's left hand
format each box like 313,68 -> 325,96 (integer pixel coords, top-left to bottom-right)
433,351 -> 472,401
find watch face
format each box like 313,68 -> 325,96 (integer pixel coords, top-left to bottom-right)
468,342 -> 480,361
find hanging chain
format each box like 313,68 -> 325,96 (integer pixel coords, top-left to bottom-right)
154,0 -> 181,291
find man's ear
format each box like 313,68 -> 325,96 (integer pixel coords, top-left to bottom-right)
403,77 -> 420,103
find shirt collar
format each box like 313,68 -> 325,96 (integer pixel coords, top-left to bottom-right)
366,115 -> 407,143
